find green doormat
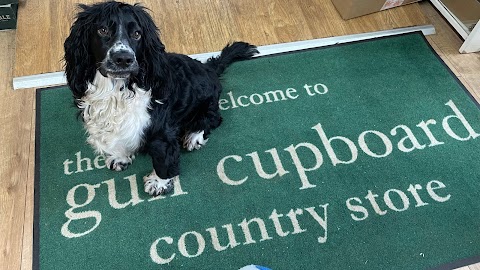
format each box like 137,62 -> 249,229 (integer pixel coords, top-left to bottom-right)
35,32 -> 480,270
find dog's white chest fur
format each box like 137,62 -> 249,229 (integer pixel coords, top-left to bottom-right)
78,72 -> 151,163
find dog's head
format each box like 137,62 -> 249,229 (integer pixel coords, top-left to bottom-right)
64,1 -> 167,99
91,3 -> 142,79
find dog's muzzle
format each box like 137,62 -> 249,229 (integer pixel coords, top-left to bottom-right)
111,50 -> 135,69
101,50 -> 139,79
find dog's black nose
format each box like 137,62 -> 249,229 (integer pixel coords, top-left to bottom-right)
111,51 -> 135,68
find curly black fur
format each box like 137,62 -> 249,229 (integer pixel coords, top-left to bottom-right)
63,1 -> 258,188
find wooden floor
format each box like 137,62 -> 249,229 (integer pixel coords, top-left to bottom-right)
13,0 -> 431,77
0,0 -> 479,269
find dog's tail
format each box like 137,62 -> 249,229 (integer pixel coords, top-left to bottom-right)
206,42 -> 259,76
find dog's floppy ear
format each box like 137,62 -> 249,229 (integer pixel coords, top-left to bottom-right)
64,4 -> 97,100
132,4 -> 173,101
132,4 -> 166,53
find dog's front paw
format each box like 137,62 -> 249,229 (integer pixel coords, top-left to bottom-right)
143,170 -> 174,196
106,155 -> 133,171
183,130 -> 209,151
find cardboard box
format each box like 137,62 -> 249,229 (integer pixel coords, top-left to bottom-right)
0,2 -> 18,30
332,0 -> 421,20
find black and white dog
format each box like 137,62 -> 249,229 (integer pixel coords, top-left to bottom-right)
64,1 -> 258,196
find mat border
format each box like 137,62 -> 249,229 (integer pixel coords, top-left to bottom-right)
33,86 -> 61,270
33,32 -> 480,270
33,88 -> 40,270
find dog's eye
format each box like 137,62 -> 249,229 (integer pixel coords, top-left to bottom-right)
132,31 -> 141,40
97,27 -> 109,37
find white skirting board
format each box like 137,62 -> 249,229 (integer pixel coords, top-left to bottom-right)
13,24 -> 435,90
460,22 -> 480,54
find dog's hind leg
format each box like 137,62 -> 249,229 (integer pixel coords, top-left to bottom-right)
183,130 -> 209,151
182,100 -> 222,151
143,134 -> 180,196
